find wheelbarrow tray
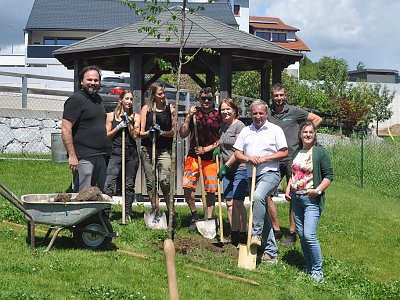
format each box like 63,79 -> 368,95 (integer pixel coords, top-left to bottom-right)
21,193 -> 112,227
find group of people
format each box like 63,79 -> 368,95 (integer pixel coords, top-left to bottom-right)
62,65 -> 333,283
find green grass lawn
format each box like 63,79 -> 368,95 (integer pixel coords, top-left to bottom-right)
0,143 -> 399,299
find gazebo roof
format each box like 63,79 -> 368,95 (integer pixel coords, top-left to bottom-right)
53,8 -> 302,73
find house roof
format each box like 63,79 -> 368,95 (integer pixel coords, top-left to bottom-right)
53,9 -> 302,72
348,69 -> 398,75
25,0 -> 238,31
249,16 -> 299,31
249,16 -> 310,52
274,36 -> 310,52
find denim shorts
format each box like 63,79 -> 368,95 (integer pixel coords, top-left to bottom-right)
222,169 -> 248,201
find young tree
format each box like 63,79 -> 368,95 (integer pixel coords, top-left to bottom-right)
316,56 -> 349,97
370,83 -> 395,134
122,0 -> 213,238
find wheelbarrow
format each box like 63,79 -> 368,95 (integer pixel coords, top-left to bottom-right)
0,182 -> 117,251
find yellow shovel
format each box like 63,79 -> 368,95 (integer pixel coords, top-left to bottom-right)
238,165 -> 257,270
215,154 -> 224,244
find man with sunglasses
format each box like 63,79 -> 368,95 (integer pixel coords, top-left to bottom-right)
179,87 -> 222,233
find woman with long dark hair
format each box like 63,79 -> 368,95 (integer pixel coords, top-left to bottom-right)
104,90 -> 140,220
139,83 -> 175,223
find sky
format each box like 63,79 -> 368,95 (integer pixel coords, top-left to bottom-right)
250,0 -> 400,71
0,0 -> 399,72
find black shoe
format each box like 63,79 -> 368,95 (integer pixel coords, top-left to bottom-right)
239,231 -> 247,245
274,229 -> 283,241
282,231 -> 297,247
188,217 -> 198,233
229,231 -> 239,247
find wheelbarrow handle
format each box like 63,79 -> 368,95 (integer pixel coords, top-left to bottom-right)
0,182 -> 24,206
0,182 -> 36,249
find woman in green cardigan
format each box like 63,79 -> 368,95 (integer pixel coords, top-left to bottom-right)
285,121 -> 333,283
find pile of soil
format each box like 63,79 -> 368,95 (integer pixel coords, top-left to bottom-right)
378,124 -> 400,136
54,187 -> 105,203
157,235 -> 238,257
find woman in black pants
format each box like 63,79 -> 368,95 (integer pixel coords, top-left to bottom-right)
104,90 -> 140,220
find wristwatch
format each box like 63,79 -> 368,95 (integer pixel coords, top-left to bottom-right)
316,188 -> 322,195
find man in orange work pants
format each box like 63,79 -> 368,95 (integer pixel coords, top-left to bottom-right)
179,87 -> 222,233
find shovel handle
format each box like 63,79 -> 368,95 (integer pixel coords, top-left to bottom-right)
193,115 -> 208,217
121,128 -> 126,224
151,102 -> 157,211
216,154 -> 224,243
247,165 -> 257,249
164,239 -> 179,300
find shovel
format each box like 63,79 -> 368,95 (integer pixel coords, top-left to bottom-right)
144,102 -> 167,230
238,165 -> 257,270
164,239 -> 179,300
193,114 -> 217,239
215,154 -> 225,245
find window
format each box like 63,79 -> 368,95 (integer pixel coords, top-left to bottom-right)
256,31 -> 271,41
44,38 -> 83,45
233,4 -> 240,16
271,33 -> 286,42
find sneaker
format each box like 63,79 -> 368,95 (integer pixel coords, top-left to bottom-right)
282,231 -> 297,247
188,217 -> 198,233
250,235 -> 262,247
261,252 -> 278,264
273,229 -> 283,241
310,271 -> 324,283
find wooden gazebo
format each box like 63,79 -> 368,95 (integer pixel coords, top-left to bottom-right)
53,8 -> 302,111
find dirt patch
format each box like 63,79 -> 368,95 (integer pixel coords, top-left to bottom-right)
155,235 -> 239,257
378,124 -> 400,136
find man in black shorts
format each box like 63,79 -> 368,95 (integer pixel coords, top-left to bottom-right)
268,83 -> 322,246
62,65 -> 107,192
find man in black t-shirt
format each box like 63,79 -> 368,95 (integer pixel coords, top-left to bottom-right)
62,65 -> 107,192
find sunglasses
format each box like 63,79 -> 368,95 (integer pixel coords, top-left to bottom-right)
201,96 -> 213,102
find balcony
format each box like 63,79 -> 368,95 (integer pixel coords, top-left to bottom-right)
26,45 -> 64,65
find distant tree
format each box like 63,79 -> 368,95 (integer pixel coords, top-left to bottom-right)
370,83 -> 395,134
299,55 -> 318,80
231,71 -> 261,99
356,61 -> 366,70
316,56 -> 349,97
282,73 -> 330,112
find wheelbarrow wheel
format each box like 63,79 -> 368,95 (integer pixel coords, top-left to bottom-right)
73,215 -> 113,250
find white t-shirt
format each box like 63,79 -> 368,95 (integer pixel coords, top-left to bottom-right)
233,121 -> 288,176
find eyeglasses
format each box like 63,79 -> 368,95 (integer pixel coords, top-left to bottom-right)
201,96 -> 213,102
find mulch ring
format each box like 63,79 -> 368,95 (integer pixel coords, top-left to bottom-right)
154,235 -> 239,257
